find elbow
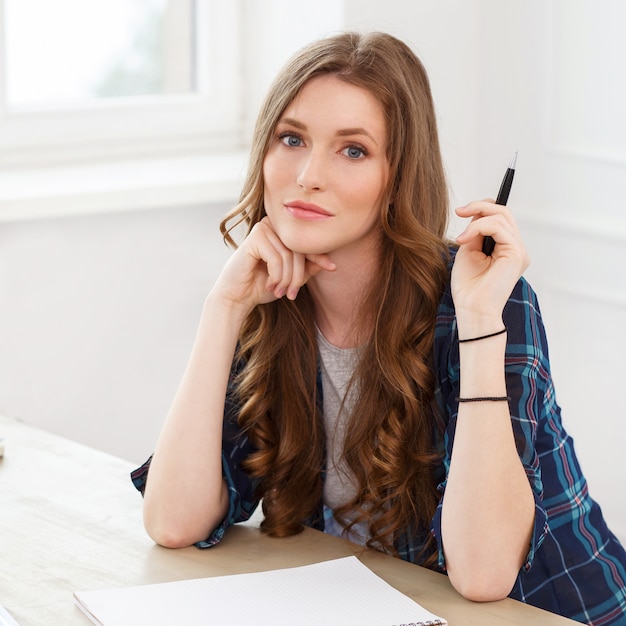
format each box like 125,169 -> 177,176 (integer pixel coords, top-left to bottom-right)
147,527 -> 198,549
448,566 -> 517,602
142,507 -> 213,549
141,481 -> 229,549
442,534 -> 526,602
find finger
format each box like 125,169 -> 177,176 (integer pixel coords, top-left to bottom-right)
286,252 -> 306,300
456,214 -> 516,249
242,233 -> 286,300
304,254 -> 338,284
456,202 -> 521,236
303,253 -> 337,272
287,254 -> 337,300
455,202 -> 519,232
255,223 -> 296,297
252,218 -> 338,300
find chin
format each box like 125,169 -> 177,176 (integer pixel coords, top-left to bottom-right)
275,229 -> 332,256
289,243 -> 331,256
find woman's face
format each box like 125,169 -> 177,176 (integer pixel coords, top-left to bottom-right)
262,74 -> 390,260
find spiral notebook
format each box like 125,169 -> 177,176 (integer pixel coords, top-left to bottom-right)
74,555 -> 446,626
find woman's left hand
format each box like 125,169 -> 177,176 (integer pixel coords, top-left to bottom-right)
451,200 -> 530,333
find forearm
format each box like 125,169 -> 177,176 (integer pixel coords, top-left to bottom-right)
140,217 -> 336,547
142,293 -> 248,548
441,330 -> 535,601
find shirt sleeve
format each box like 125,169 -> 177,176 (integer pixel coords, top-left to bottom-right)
430,275 -> 551,573
130,357 -> 262,549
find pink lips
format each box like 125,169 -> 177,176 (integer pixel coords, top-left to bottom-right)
285,201 -> 333,221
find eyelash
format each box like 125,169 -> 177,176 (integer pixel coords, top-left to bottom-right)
277,132 -> 368,160
343,144 -> 368,159
278,132 -> 304,148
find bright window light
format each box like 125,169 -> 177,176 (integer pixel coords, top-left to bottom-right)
5,0 -> 196,110
0,0 -> 241,167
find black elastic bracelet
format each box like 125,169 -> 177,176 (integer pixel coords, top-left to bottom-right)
456,396 -> 511,403
458,328 -> 507,343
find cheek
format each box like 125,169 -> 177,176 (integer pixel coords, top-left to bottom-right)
261,158 -> 272,193
353,169 -> 388,210
262,158 -> 290,223
262,153 -> 288,198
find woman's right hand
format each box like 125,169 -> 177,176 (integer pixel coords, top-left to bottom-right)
212,217 -> 336,313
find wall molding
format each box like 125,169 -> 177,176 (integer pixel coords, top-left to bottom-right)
0,150 -> 247,222
544,0 -> 626,165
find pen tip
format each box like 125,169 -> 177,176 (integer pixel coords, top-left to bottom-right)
509,150 -> 518,169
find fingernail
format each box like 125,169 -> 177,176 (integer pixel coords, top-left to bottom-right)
287,288 -> 299,300
275,287 -> 285,298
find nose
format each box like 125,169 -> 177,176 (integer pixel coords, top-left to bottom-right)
297,150 -> 325,192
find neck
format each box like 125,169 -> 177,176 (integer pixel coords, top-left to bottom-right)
307,243 -> 382,349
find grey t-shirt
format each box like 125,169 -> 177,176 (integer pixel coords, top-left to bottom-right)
317,328 -> 368,544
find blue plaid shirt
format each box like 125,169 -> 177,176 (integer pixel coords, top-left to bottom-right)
132,275 -> 626,625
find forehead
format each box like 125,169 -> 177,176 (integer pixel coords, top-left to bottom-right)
280,74 -> 387,138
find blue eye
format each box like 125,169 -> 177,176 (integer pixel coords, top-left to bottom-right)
279,133 -> 303,147
343,145 -> 367,159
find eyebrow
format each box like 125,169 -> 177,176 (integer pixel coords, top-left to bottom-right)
278,117 -> 380,145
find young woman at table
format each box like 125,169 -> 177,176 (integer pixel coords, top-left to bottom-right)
132,31 -> 626,625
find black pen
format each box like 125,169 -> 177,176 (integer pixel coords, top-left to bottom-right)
482,151 -> 517,256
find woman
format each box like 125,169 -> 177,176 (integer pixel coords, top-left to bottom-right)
132,32 -> 626,624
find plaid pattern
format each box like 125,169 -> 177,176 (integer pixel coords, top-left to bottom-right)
132,276 -> 626,625
432,276 -> 626,625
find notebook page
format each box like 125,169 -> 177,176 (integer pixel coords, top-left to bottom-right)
73,555 -> 446,626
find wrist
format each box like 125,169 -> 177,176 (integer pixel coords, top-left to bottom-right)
455,310 -> 504,341
457,330 -> 507,397
203,290 -> 252,329
458,327 -> 507,344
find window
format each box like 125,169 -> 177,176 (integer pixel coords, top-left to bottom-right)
0,0 -> 344,220
0,0 -> 242,167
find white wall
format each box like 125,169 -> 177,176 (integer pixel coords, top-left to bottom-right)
1,0 -> 624,542
473,0 -> 626,544
342,0 -> 626,542
240,0 -> 345,138
0,203 -> 233,462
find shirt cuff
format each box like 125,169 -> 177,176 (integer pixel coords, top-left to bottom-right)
195,450 -> 261,548
130,455 -> 152,495
129,452 -> 260,550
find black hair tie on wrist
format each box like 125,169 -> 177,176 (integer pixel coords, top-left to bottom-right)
458,328 -> 507,343
456,396 -> 511,403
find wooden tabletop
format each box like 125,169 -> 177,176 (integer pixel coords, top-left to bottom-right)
0,415 -> 577,625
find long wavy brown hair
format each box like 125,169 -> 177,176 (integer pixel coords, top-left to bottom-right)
220,32 -> 450,566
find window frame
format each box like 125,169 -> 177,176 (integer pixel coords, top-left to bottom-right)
0,0 -> 243,168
